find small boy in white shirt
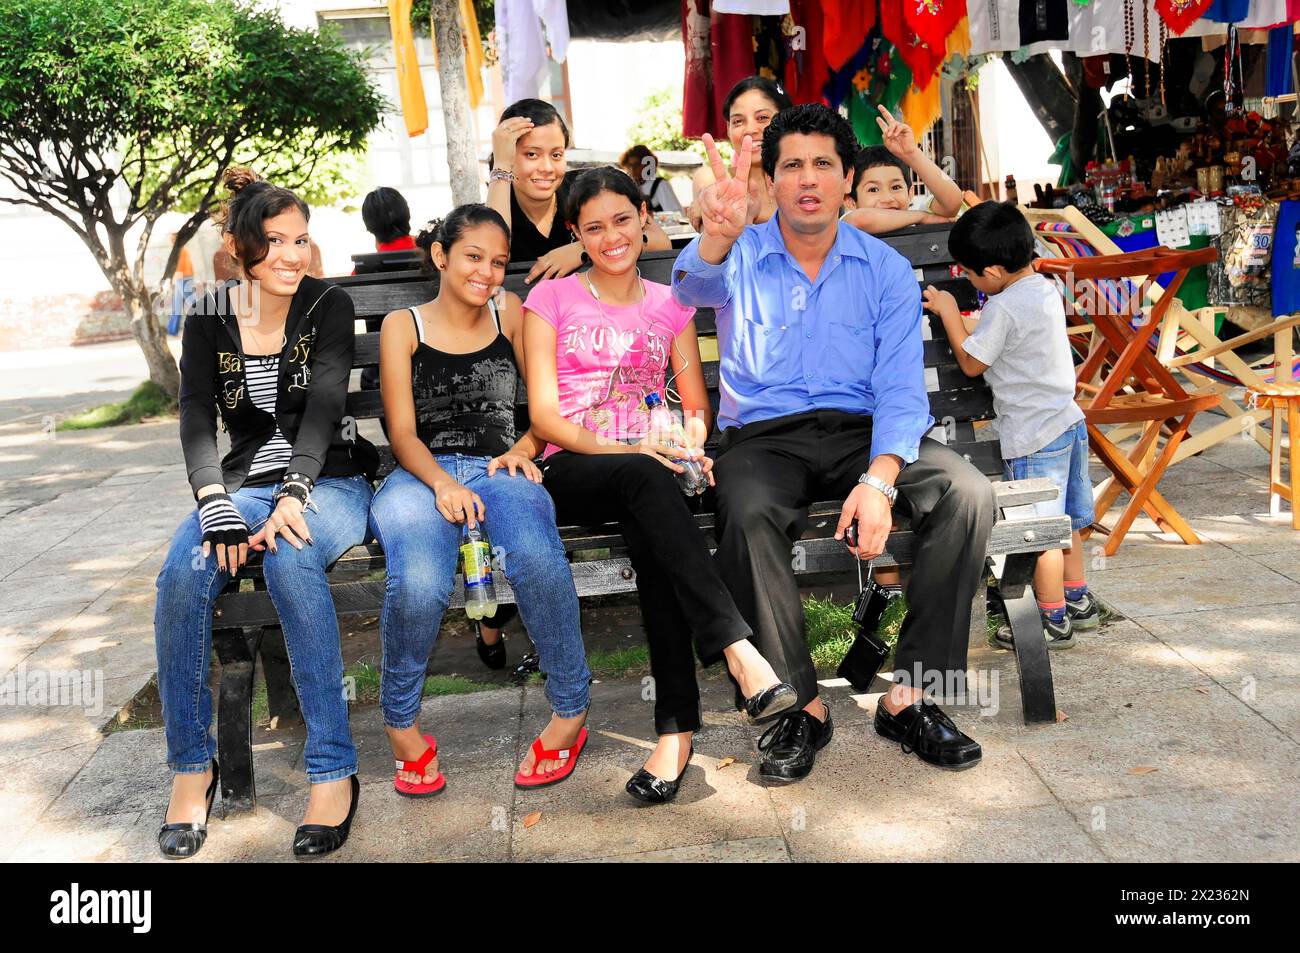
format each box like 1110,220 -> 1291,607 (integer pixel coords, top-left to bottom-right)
922,202 -> 1103,647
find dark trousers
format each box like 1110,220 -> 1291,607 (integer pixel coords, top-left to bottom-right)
712,410 -> 997,707
543,451 -> 753,734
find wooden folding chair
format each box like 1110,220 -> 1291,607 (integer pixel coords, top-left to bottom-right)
1024,206 -> 1300,463
1036,246 -> 1222,556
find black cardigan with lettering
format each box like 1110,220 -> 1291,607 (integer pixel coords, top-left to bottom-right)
178,276 -> 379,496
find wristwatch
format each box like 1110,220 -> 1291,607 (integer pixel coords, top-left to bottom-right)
858,473 -> 898,507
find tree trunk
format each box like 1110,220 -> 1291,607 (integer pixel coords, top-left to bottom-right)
431,0 -> 482,206
124,285 -> 180,397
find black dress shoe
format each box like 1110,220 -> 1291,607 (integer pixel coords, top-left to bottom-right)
743,681 -> 799,725
874,699 -> 982,770
510,651 -> 542,682
476,630 -> 507,670
757,704 -> 833,781
292,774 -> 360,859
157,760 -> 219,860
625,745 -> 693,804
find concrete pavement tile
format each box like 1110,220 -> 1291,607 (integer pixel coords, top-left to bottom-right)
1061,781 -> 1300,862
1084,556 -> 1300,619
44,727 -> 175,820
590,835 -> 789,862
0,576 -> 117,612
353,687 -> 523,779
0,604 -> 86,646
1227,677 -> 1300,746
1044,620 -> 1210,702
0,708 -> 102,768
509,739 -> 784,863
1154,473 -> 1273,519
1134,607 -> 1300,683
1010,685 -> 1300,803
5,810 -> 145,862
1084,534 -> 1234,574
785,802 -> 1105,862
1190,513 -> 1300,555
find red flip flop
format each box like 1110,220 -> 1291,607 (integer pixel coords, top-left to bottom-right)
514,727 -> 588,789
394,733 -> 446,798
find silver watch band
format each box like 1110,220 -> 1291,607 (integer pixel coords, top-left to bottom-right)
858,473 -> 897,506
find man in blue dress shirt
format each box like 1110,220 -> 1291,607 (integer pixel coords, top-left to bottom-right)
673,104 -> 995,778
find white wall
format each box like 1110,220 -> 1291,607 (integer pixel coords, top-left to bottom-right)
978,56 -> 1061,197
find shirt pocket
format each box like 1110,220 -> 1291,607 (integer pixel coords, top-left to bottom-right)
729,306 -> 797,386
824,312 -> 875,388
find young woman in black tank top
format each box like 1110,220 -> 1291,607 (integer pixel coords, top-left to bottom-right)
368,204 -> 591,795
486,98 -> 673,285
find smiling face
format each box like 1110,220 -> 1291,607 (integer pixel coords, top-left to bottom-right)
574,190 -> 647,277
854,164 -> 911,210
769,132 -> 852,235
727,89 -> 781,159
432,222 -> 510,307
232,208 -> 311,298
513,121 -> 568,203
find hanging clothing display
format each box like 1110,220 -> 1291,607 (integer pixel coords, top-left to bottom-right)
784,0 -> 829,103
388,0 -> 428,137
713,0 -> 790,12
682,0 -> 715,137
497,0 -> 571,103
711,8 -> 757,133
822,0 -> 878,70
1156,0 -> 1215,34
1266,22 -> 1296,95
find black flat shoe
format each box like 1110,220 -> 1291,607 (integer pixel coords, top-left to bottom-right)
757,704 -> 833,782
625,745 -> 693,804
292,774 -> 360,859
874,699 -> 982,770
476,630 -> 507,670
158,759 -> 219,860
743,681 -> 799,725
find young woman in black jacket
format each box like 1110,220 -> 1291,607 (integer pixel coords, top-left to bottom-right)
154,167 -> 378,860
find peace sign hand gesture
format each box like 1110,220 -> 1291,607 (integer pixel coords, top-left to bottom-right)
875,103 -> 919,161
696,133 -> 755,245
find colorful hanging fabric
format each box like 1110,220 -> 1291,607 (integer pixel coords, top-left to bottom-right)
784,0 -> 829,104
711,9 -> 758,135
754,14 -> 788,80
682,0 -> 715,138
1204,0 -> 1249,20
821,0 -> 877,71
1156,0 -> 1214,34
947,13 -> 972,57
900,74 -> 943,133
881,0 -> 947,90
846,40 -> 913,144
387,0 -> 428,137
1267,23 -> 1295,96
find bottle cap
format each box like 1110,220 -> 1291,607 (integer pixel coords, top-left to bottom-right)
644,391 -> 663,408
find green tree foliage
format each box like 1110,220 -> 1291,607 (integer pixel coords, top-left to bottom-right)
0,0 -> 385,395
626,88 -> 729,165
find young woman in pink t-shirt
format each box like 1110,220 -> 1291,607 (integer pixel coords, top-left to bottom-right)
523,167 -> 797,804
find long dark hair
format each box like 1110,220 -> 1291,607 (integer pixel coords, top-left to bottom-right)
721,76 -> 792,123
414,204 -> 511,274
564,167 -> 646,231
212,166 -> 310,274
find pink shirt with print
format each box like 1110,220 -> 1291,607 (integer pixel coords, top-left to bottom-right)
524,273 -> 697,459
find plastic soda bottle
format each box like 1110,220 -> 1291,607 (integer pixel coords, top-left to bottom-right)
461,521 -> 497,620
643,392 -> 707,496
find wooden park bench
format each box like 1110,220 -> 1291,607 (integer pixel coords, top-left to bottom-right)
208,224 -> 1072,814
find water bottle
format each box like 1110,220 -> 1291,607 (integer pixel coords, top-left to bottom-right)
643,391 -> 708,496
461,522 -> 498,620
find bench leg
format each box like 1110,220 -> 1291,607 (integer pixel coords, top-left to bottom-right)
213,626 -> 261,816
258,626 -> 301,724
997,552 -> 1057,724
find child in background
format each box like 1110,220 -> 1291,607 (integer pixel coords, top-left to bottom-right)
922,202 -> 1103,647
842,104 -> 975,234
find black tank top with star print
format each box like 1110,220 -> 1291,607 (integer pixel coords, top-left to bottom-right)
408,299 -> 519,458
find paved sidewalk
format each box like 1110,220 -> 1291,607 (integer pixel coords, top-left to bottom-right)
1,379 -> 1298,861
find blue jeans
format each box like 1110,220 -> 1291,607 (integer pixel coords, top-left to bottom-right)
1002,420 -> 1094,532
368,458 -> 589,727
154,474 -> 373,783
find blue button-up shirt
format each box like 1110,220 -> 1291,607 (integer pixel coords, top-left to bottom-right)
671,214 -> 934,464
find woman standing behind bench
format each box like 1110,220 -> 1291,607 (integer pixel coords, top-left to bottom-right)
155,167 -> 379,860
523,168 -> 797,804
369,204 -> 592,794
